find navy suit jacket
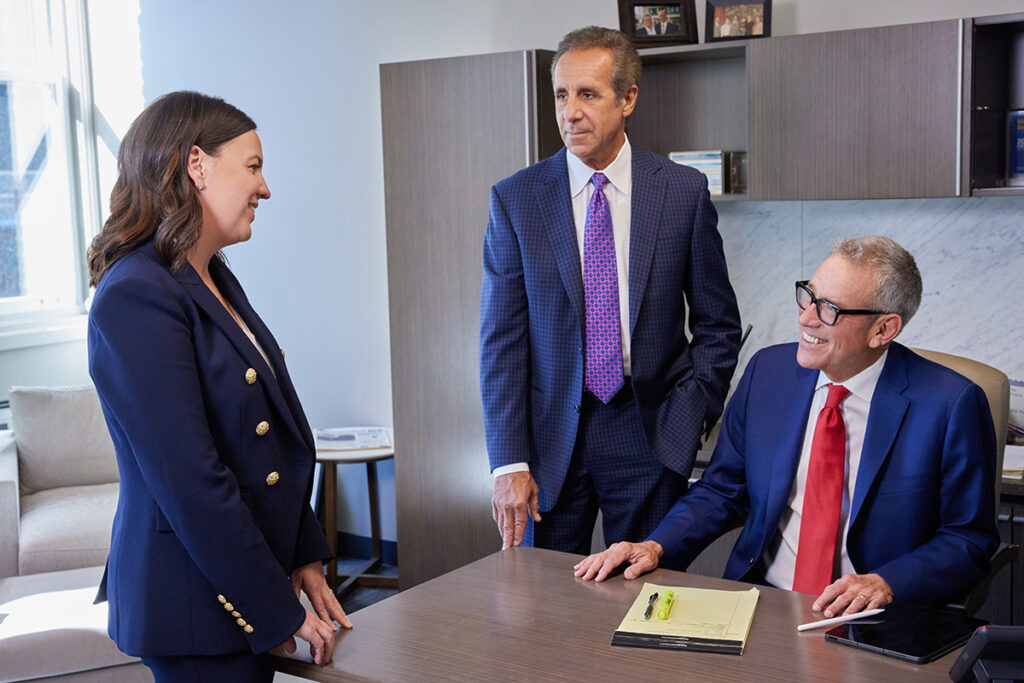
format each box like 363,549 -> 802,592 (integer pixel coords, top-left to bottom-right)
648,342 -> 1000,605
89,242 -> 332,656
480,146 -> 741,510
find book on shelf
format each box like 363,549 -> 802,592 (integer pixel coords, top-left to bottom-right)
669,150 -> 723,195
1004,444 -> 1024,480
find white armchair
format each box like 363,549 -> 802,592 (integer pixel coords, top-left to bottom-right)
0,385 -> 119,578
0,431 -> 18,577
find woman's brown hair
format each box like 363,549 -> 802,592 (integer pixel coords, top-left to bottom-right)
87,91 -> 256,286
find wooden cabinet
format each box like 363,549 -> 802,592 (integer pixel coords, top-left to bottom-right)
964,13 -> 1024,197
633,20 -> 980,200
381,50 -> 558,588
747,21 -> 963,200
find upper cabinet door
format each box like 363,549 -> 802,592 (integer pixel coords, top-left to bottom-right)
748,21 -> 962,200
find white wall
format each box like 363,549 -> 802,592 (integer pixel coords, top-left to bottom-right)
132,0 -> 619,543
4,0 -> 1021,542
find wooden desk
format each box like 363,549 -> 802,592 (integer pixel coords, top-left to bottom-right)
273,547 -> 962,681
1002,476 -> 1024,506
316,447 -> 398,598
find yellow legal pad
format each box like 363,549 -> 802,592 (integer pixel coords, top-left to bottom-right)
611,583 -> 759,654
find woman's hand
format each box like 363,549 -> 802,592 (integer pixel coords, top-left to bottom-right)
290,561 -> 353,629
282,610 -> 337,665
280,562 -> 353,666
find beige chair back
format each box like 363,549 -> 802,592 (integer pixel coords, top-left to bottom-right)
911,348 -> 1009,510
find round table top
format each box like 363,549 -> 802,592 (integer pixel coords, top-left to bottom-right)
315,446 -> 395,463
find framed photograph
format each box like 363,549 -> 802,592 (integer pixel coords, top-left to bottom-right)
619,1 -> 698,47
705,0 -> 771,42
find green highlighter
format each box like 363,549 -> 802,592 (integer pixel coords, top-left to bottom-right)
657,590 -> 675,620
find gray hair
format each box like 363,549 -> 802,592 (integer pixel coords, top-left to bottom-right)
551,26 -> 641,104
833,236 -> 922,324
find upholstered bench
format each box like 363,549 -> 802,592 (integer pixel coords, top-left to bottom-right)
0,565 -> 148,682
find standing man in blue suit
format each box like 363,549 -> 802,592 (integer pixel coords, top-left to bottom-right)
480,26 -> 742,553
575,237 -> 1000,616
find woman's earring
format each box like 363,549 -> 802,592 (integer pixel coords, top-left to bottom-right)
198,183 -> 205,191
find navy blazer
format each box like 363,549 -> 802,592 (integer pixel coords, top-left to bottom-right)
648,342 -> 1000,605
480,146 -> 742,510
89,242 -> 332,656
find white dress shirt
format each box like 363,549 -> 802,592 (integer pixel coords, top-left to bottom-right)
763,349 -> 889,589
492,138 -> 632,478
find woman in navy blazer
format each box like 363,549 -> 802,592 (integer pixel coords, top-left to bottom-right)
87,91 -> 349,681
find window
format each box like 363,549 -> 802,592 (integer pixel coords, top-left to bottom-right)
0,0 -> 99,341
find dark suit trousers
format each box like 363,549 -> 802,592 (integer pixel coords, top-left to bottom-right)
142,652 -> 273,683
525,379 -> 688,553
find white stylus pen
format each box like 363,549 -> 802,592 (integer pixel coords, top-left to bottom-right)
797,607 -> 885,631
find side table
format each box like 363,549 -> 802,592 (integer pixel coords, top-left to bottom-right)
315,446 -> 398,598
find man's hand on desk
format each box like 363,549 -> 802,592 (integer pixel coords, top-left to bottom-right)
492,471 -> 541,549
813,572 -> 894,618
573,541 -> 664,582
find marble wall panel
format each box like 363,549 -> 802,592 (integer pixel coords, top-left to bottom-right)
715,196 -> 1024,386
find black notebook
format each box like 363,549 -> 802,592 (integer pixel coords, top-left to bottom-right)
825,601 -> 987,664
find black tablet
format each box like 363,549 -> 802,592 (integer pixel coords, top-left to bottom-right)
824,601 -> 987,664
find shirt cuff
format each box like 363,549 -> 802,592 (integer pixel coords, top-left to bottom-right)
492,462 -> 530,478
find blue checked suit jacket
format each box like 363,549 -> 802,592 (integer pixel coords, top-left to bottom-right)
480,146 -> 742,511
647,342 -> 1000,605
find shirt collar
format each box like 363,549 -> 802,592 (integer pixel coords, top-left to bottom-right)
814,348 -> 889,403
566,135 -> 632,199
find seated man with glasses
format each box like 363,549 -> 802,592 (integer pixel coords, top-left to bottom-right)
574,236 -> 999,618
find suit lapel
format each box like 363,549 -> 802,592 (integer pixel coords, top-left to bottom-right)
536,150 -> 585,326
213,261 -> 317,454
174,258 -> 313,454
628,149 -> 665,335
764,363 -> 819,536
850,345 -> 910,526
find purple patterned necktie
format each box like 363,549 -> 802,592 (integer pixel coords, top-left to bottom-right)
583,172 -> 624,404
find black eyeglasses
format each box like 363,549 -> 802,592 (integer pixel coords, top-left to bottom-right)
795,281 -> 886,326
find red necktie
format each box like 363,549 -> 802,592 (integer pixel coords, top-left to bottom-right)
792,383 -> 850,595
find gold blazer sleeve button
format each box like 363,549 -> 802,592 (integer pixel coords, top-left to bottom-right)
245,368 -> 257,384
280,348 -> 285,358
223,602 -> 234,611
217,595 -> 226,604
255,421 -> 270,436
244,625 -> 254,634
266,471 -> 280,486
231,610 -> 240,617
237,618 -> 247,627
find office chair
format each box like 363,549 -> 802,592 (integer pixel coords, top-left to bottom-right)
912,348 -> 1019,616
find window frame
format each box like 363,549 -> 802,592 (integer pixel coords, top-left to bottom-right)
0,0 -> 102,351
